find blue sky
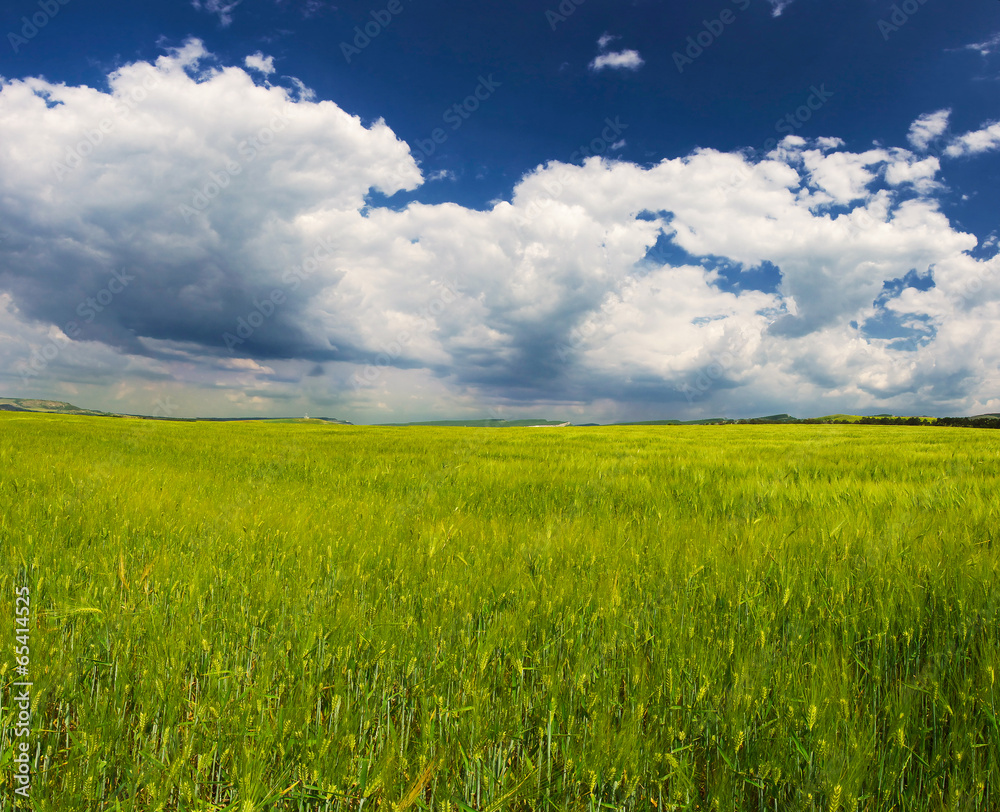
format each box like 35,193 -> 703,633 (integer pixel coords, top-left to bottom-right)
1,0 -> 999,421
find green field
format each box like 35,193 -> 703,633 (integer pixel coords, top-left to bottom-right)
1,415 -> 999,811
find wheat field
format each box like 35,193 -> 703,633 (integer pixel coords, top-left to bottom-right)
1,414 -> 998,811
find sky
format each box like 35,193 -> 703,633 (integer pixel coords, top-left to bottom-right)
1,0 -> 999,422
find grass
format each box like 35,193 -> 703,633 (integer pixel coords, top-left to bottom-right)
1,414 -> 999,811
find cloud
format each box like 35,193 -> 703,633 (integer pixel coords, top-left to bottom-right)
244,52 -> 276,75
907,109 -> 950,151
767,0 -> 796,17
275,0 -> 333,17
0,39 -> 420,378
590,50 -> 644,72
191,0 -> 243,27
884,153 -> 940,194
590,35 -> 644,72
1,41 -> 999,421
799,147 -> 891,205
945,120 -> 1000,158
963,32 -> 1000,56
428,169 -> 457,181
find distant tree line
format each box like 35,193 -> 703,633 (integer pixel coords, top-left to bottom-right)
933,416 -> 1000,429
730,416 -> 1000,429
839,416 -> 931,426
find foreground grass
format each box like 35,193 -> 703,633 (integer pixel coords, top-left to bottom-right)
1,415 -> 999,811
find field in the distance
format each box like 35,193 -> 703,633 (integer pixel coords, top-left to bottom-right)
1,415 -> 999,811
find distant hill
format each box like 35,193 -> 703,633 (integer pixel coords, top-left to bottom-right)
0,397 -> 110,416
742,414 -> 799,423
0,397 -> 351,424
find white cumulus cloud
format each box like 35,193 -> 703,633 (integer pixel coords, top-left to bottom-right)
946,120 -> 1000,158
907,109 -> 950,151
2,41 -> 999,421
244,52 -> 276,75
